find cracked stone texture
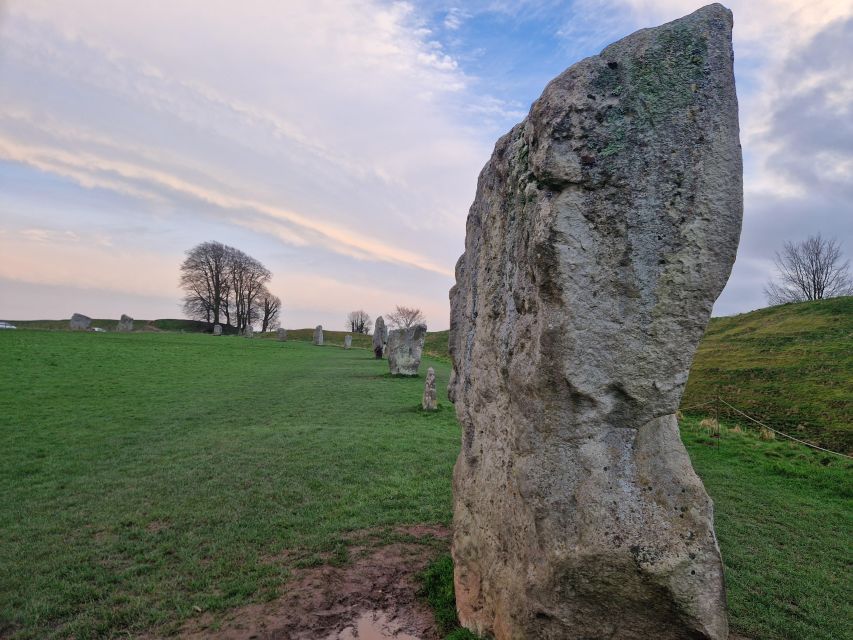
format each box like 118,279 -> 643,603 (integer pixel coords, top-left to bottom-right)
387,325 -> 427,376
448,4 -> 741,639
314,325 -> 324,346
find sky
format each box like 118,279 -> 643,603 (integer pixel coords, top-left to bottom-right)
0,0 -> 851,330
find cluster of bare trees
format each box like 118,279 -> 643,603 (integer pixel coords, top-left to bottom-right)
765,234 -> 852,305
180,241 -> 281,332
345,305 -> 425,334
346,310 -> 373,334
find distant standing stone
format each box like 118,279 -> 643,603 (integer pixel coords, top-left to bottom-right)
387,324 -> 427,376
422,367 -> 437,410
69,313 -> 91,330
344,334 -> 352,349
373,316 -> 387,359
313,325 -> 324,346
243,325 -> 254,338
277,327 -> 287,341
213,324 -> 223,336
117,314 -> 133,332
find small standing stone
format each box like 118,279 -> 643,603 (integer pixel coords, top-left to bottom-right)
117,314 -> 133,332
69,313 -> 91,330
277,327 -> 287,341
313,325 -> 324,346
344,335 -> 352,349
213,324 -> 223,336
373,316 -> 387,359
243,325 -> 254,338
387,324 -> 427,376
422,367 -> 437,411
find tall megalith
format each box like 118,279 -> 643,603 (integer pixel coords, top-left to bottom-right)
448,5 -> 741,640
373,316 -> 387,359
313,325 -> 324,346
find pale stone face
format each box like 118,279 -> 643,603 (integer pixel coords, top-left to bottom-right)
313,325 -> 324,346
422,367 -> 437,411
344,335 -> 352,349
213,324 -> 223,336
387,324 -> 427,376
277,328 -> 287,341
69,313 -> 91,330
449,5 -> 741,639
243,325 -> 254,338
372,316 -> 386,358
117,314 -> 133,332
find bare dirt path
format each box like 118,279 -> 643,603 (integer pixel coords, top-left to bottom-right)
178,525 -> 450,640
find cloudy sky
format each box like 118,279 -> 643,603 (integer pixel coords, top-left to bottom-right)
0,0 -> 850,329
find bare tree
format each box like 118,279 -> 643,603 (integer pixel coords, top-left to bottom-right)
764,234 -> 852,305
179,241 -> 230,325
346,310 -> 373,334
227,247 -> 271,332
180,241 -> 274,331
386,305 -> 425,329
259,288 -> 282,332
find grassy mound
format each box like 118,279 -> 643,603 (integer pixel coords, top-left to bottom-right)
0,330 -> 849,639
682,297 -> 852,452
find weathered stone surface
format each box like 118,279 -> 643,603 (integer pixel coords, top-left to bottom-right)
387,324 -> 427,376
373,316 -> 387,359
243,325 -> 254,338
448,5 -> 741,639
117,314 -> 133,332
277,328 -> 287,341
422,367 -> 437,411
213,324 -> 223,336
69,313 -> 91,330
344,334 -> 352,349
313,325 -> 324,346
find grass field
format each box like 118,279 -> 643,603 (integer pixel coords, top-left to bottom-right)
1,329 -> 850,639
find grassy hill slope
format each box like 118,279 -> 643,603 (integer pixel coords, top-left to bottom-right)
682,297 -> 852,453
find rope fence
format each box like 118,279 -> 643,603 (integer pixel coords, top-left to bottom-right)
679,396 -> 852,460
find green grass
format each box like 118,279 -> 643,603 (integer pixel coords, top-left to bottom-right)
683,297 -> 852,452
1,330 -> 850,639
0,331 -> 458,639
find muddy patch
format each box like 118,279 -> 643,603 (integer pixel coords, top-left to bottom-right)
179,526 -> 449,640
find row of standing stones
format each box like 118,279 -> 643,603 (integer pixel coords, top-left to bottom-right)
69,313 -> 134,332
311,317 -> 438,410
213,315 -> 438,409
448,4 -> 741,639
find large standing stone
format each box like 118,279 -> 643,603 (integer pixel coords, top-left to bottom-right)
117,314 -> 133,332
213,324 -> 223,336
313,325 -> 324,346
387,324 -> 427,376
422,367 -> 437,411
243,325 -> 254,338
344,334 -> 352,349
372,316 -> 387,359
277,327 -> 287,341
69,313 -> 91,330
448,5 -> 741,639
